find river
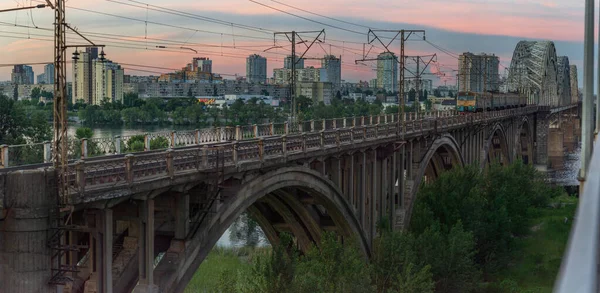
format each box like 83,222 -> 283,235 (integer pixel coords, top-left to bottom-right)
67,123 -> 199,139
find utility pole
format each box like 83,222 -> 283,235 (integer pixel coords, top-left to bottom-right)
48,0 -> 104,288
355,29 -> 425,139
271,30 -> 325,122
404,54 -> 436,119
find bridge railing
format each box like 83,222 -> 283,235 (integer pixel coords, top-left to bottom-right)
50,106 -> 543,198
0,108 -> 541,169
554,142 -> 600,293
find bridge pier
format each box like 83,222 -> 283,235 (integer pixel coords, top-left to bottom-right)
535,110 -> 551,170
0,169 -> 53,292
133,199 -> 158,293
548,128 -> 565,169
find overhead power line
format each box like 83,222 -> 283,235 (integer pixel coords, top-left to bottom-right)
248,0 -> 365,35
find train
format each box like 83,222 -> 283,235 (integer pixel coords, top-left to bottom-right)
457,91 -> 527,113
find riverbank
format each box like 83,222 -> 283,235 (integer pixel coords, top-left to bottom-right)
184,195 -> 577,293
484,194 -> 577,292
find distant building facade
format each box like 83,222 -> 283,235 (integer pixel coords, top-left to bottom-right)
458,52 -> 499,93
284,55 -> 304,69
246,54 -> 267,84
273,67 -> 327,85
321,55 -> 341,91
376,52 -> 398,93
37,63 -> 55,84
72,48 -> 98,104
93,59 -> 124,104
191,57 -> 212,73
296,82 -> 332,105
11,65 -> 33,85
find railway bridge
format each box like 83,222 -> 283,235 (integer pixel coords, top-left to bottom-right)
0,104 -> 580,293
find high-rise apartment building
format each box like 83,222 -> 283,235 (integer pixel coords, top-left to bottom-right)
192,57 -> 212,73
93,59 -> 124,105
11,65 -> 33,85
24,65 -> 34,84
246,54 -> 267,83
284,55 -> 304,69
458,52 -> 499,93
321,55 -> 341,91
72,47 -> 111,104
273,67 -> 327,85
36,64 -> 55,84
376,52 -> 398,93
44,63 -> 54,84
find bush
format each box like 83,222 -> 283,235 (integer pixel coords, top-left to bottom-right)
292,232 -> 372,293
75,127 -> 94,139
125,135 -> 145,152
150,136 -> 170,150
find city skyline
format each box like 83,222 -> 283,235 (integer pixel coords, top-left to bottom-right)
0,0 -> 586,87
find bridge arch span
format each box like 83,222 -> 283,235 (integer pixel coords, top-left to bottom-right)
514,117 -> 534,164
481,123 -> 511,169
170,166 -> 369,293
403,134 -> 464,228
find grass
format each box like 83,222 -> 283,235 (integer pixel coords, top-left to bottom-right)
184,247 -> 253,293
486,195 -> 577,293
184,246 -> 271,293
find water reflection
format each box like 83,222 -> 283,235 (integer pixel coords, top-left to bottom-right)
66,123 -> 199,139
548,144 -> 581,187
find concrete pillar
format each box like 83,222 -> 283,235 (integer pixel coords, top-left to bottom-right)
361,151 -> 367,229
371,149 -> 378,241
175,193 -> 190,240
335,157 -> 342,187
133,199 -> 157,293
563,121 -> 576,151
102,209 -> 113,293
349,153 -> 355,209
548,128 -> 565,169
535,112 -> 550,168
0,169 -> 53,292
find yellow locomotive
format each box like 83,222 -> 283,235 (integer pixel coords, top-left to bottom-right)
457,91 -> 527,113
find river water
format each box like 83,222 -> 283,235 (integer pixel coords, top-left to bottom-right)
547,144 -> 581,188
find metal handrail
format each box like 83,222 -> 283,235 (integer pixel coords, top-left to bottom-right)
554,142 -> 600,293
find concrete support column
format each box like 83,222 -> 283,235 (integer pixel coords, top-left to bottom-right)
371,149 -> 378,241
134,199 -> 157,293
548,128 -> 565,169
563,121 -> 576,151
334,157 -> 342,187
175,193 -> 190,240
102,209 -> 113,293
535,112 -> 550,168
1,169 -> 52,292
361,151 -> 367,229
349,153 -> 355,209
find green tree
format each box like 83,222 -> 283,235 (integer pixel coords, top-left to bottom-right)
408,88 -> 416,101
0,94 -> 27,144
433,89 -> 442,97
292,232 -> 372,293
31,87 -> 41,103
75,127 -> 94,139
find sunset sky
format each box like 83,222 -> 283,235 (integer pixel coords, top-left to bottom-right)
0,0 -> 589,87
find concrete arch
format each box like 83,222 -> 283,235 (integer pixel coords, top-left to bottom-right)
514,116 -> 534,165
481,123 -> 511,169
169,166 -> 368,293
403,134 -> 465,229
